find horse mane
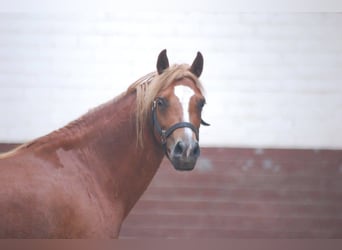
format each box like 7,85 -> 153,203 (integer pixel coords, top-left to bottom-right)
127,63 -> 204,147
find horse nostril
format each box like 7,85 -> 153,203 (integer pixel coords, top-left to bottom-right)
192,142 -> 200,157
174,141 -> 185,156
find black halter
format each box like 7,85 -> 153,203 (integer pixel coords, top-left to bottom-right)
151,99 -> 199,146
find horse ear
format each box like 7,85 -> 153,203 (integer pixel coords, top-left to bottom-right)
190,51 -> 204,78
157,49 -> 169,75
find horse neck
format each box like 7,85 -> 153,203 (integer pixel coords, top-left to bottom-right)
84,92 -> 165,217
27,91 -> 165,218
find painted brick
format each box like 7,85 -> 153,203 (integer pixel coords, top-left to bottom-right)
0,11 -> 342,149
1,145 -> 341,238
118,147 -> 342,238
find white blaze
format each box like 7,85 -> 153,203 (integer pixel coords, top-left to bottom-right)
174,85 -> 195,139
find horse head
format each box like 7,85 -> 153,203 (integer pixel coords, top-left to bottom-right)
152,49 -> 210,171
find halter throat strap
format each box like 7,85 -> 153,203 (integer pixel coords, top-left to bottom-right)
152,100 -> 199,145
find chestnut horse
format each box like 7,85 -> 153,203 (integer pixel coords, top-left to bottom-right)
0,50 -> 209,238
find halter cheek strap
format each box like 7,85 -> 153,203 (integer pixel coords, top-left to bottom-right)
151,100 -> 199,145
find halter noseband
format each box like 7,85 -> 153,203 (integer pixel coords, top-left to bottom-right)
151,99 -> 199,145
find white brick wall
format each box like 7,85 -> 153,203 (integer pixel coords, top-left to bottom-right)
0,7 -> 341,149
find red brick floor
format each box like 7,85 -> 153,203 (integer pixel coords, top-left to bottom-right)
1,144 -> 342,238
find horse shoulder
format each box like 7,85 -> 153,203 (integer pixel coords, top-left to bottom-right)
0,150 -> 121,238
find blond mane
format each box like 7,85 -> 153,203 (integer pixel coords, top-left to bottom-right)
127,63 -> 204,147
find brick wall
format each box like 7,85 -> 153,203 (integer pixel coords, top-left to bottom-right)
120,147 -> 342,238
1,144 -> 341,238
0,10 -> 341,149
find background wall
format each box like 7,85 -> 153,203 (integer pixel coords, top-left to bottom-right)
0,4 -> 341,149
1,143 -> 342,238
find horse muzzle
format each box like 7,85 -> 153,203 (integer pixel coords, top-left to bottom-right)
168,139 -> 200,171
151,99 -> 203,171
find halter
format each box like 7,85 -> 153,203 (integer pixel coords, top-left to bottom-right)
151,99 -> 199,146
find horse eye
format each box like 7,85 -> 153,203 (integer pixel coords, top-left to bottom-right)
157,97 -> 167,107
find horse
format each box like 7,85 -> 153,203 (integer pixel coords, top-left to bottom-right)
0,49 -> 209,238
